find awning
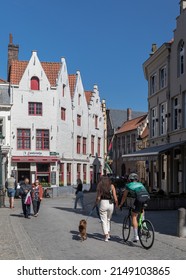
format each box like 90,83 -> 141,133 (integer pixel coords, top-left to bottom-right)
11,156 -> 59,163
122,141 -> 186,161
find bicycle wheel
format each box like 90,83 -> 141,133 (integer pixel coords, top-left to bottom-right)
138,219 -> 155,249
122,215 -> 131,242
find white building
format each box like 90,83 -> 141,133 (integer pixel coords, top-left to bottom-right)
8,42 -> 105,187
0,79 -> 11,186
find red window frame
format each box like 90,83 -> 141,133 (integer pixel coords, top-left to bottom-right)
91,135 -> 95,156
98,137 -> 101,157
17,129 -> 31,150
77,114 -> 81,126
31,76 -> 40,90
36,129 -> 49,150
67,163 -> 71,185
82,137 -> 87,155
77,163 -> 81,180
59,163 -> 64,185
61,107 -> 66,120
28,102 -> 42,116
83,164 -> 87,183
77,136 -> 81,154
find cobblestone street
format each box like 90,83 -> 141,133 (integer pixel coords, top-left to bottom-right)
0,192 -> 186,260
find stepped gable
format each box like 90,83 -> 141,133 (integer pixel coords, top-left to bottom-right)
85,91 -> 92,104
68,74 -> 76,98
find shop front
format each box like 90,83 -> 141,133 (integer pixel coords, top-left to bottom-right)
11,156 -> 59,185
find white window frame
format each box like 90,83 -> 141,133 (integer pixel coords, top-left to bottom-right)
179,41 -> 184,76
160,103 -> 167,135
151,107 -> 158,138
159,66 -> 167,89
173,97 -> 179,130
150,73 -> 157,95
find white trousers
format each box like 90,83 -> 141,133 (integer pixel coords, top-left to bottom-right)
99,200 -> 114,235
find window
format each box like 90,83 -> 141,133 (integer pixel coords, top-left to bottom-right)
67,163 -> 71,185
83,137 -> 87,155
117,137 -> 121,157
83,164 -> 87,183
98,137 -> 101,157
126,135 -> 130,154
62,84 -> 66,97
122,136 -> 125,154
78,94 -> 81,105
77,136 -> 81,154
150,73 -> 157,95
36,129 -> 49,150
77,114 -> 81,126
61,107 -> 66,120
30,76 -> 40,90
59,163 -> 64,185
17,129 -> 31,149
173,97 -> 179,130
28,102 -> 42,115
95,115 -> 98,129
132,134 -> 136,152
77,164 -> 81,179
91,135 -> 95,156
151,107 -> 158,137
160,66 -> 167,89
0,119 -> 3,136
160,103 -> 167,135
178,40 -> 184,76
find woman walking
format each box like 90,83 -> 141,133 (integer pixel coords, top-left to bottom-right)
19,178 -> 32,219
74,179 -> 84,210
95,176 -> 118,242
32,179 -> 43,217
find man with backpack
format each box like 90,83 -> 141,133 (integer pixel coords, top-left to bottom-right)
118,173 -> 150,242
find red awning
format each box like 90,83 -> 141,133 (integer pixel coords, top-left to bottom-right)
11,156 -> 59,163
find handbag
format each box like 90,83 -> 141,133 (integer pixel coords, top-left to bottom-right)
24,191 -> 31,205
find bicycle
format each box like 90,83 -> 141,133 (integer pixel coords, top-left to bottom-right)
122,204 -> 155,249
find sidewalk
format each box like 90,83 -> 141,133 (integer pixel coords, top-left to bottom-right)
0,197 -> 42,260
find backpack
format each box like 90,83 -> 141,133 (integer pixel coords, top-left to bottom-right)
136,189 -> 150,203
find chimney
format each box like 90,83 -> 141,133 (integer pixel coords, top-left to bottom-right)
7,33 -> 19,81
150,43 -> 157,56
180,0 -> 186,13
127,108 -> 132,121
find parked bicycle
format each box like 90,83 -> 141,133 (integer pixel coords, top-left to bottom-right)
122,204 -> 155,249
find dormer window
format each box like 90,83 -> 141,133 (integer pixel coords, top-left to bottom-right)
31,76 -> 40,90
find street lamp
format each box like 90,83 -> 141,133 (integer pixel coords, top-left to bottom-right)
0,132 -> 5,208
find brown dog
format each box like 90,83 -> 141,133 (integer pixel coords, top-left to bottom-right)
79,219 -> 87,241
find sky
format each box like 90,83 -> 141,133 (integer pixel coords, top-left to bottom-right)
0,0 -> 180,111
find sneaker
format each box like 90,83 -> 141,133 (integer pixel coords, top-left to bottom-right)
132,236 -> 139,242
104,237 -> 109,242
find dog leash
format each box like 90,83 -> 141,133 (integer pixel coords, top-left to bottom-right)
86,205 -> 96,221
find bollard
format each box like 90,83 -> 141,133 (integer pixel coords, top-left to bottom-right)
177,208 -> 186,238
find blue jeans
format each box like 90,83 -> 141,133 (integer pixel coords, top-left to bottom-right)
74,191 -> 84,209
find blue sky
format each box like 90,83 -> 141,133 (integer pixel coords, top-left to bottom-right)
0,0 -> 179,111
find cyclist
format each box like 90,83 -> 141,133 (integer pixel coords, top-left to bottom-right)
118,173 -> 150,242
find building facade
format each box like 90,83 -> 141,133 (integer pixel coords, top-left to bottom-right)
0,79 -> 11,186
8,40 -> 105,187
140,0 -> 186,193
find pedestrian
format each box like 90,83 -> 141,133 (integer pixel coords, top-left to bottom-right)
5,173 -> 17,208
19,177 -> 32,218
95,175 -> 118,242
32,179 -> 43,217
74,179 -> 84,210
